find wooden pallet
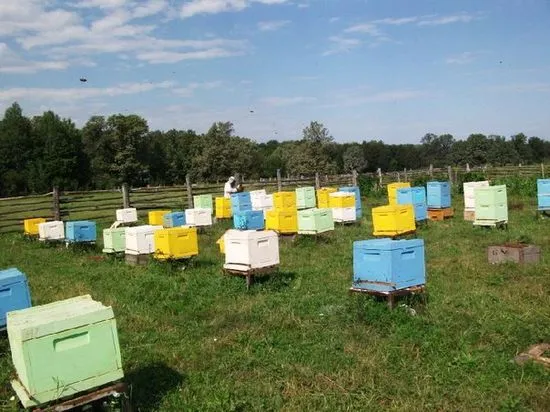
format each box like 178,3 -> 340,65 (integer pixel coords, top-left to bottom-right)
473,219 -> 508,229
223,264 -> 279,290
277,232 -> 297,241
125,253 -> 150,266
427,208 -> 454,221
349,284 -> 426,309
373,230 -> 417,239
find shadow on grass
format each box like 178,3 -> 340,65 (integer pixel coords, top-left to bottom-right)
125,362 -> 185,411
251,270 -> 296,291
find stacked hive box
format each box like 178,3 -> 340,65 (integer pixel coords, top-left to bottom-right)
23,218 -> 46,236
352,238 -> 426,292
231,192 -> 253,215
193,194 -> 213,213
102,225 -> 126,254
396,187 -> 427,221
66,221 -> 97,244
329,192 -> 356,223
250,190 -> 274,219
537,179 -> 550,211
154,227 -> 198,260
317,187 -> 337,208
233,210 -> 265,230
427,181 -> 451,208
297,208 -> 334,235
223,230 -> 279,272
463,181 -> 489,221
215,197 -> 232,219
296,187 -> 316,210
148,210 -> 171,226
266,191 -> 298,234
372,204 -> 415,237
387,182 -> 410,205
38,221 -> 64,241
339,186 -> 362,218
473,185 -> 508,226
7,295 -> 124,408
0,268 -> 31,329
116,208 -> 138,223
125,225 -> 163,255
185,209 -> 213,227
163,211 -> 186,228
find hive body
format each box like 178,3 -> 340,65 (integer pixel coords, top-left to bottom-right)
397,187 -> 428,221
233,210 -> 265,230
387,182 -> 410,205
372,205 -> 415,236
316,188 -> 337,208
295,187 -> 316,210
154,227 -> 198,260
273,191 -> 297,211
163,211 -> 186,228
223,230 -> 279,271
463,181 -> 489,210
148,210 -> 171,226
115,208 -> 137,223
537,179 -> 550,210
38,221 -> 64,241
0,268 -> 31,329
474,185 -> 508,225
24,218 -> 46,236
231,193 -> 252,214
298,208 -> 334,234
339,186 -> 362,218
185,208 -> 213,226
215,197 -> 232,219
102,227 -> 126,253
193,194 -> 213,211
125,225 -> 162,255
65,221 -> 96,243
427,181 -> 451,209
265,210 -> 298,234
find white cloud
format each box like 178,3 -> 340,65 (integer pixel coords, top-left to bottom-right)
72,0 -> 129,8
445,51 -> 477,65
173,81 -> 223,96
257,20 -> 290,31
418,13 -> 479,26
0,42 -> 70,73
344,23 -> 383,36
329,17 -> 340,23
133,0 -> 168,18
322,36 -> 361,56
180,0 -> 288,18
490,83 -> 550,93
318,89 -> 426,108
259,96 -> 316,106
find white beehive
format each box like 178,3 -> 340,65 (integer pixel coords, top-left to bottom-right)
185,208 -> 213,227
223,230 -> 279,271
116,208 -> 138,223
464,181 -> 490,209
250,190 -> 267,209
125,225 -> 162,255
332,207 -> 356,223
38,221 -> 64,241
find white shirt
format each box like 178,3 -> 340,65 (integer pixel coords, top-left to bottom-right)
224,181 -> 237,198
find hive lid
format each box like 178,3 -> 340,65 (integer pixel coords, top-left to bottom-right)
354,238 -> 424,250
7,295 -> 114,341
117,207 -> 137,212
127,225 -> 162,234
0,268 -> 27,285
373,204 -> 410,212
330,191 -> 354,198
225,229 -> 277,241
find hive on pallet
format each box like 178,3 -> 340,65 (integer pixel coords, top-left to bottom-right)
154,227 -> 198,260
231,192 -> 252,214
372,204 -> 415,237
296,187 -> 316,210
316,187 -> 337,208
474,185 -> 508,226
38,221 -> 64,241
23,218 -> 46,236
215,197 -> 232,219
463,181 -> 489,220
0,268 -> 31,329
397,187 -> 427,221
148,210 -> 171,226
193,194 -> 213,211
537,179 -> 550,211
427,207 -> 454,221
223,230 -> 279,271
265,210 -> 298,234
7,295 -> 124,408
115,208 -> 137,223
427,181 -> 451,209
298,208 -> 334,234
273,191 -> 297,211
163,211 -> 186,228
185,208 -> 213,227
102,225 -> 126,254
339,186 -> 362,218
66,221 -> 97,243
387,182 -> 410,205
233,210 -> 265,230
125,225 -> 163,255
352,238 -> 425,292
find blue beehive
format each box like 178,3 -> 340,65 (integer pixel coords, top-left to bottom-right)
397,187 -> 427,221
233,210 -> 265,230
353,238 -> 425,292
0,268 -> 31,328
65,221 -> 96,243
537,179 -> 550,210
427,181 -> 451,209
231,192 -> 252,214
163,211 -> 186,228
339,186 -> 362,218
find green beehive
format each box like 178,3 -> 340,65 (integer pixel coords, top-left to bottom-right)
102,227 -> 126,253
8,295 -> 124,408
474,185 -> 508,225
296,186 -> 316,210
193,194 -> 213,211
298,208 -> 335,234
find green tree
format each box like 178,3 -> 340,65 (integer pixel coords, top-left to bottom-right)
286,121 -> 336,175
82,116 -> 115,188
342,144 -> 367,172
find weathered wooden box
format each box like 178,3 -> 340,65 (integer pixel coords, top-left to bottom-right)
488,244 -> 540,264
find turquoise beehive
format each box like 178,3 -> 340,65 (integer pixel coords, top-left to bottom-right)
427,181 -> 451,209
0,268 -> 31,329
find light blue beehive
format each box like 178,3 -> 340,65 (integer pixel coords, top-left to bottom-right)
65,221 -> 96,243
0,268 -> 31,328
427,181 -> 451,209
537,179 -> 550,210
352,238 -> 425,292
231,192 -> 252,214
397,187 -> 427,221
233,210 -> 265,230
163,212 -> 186,228
339,186 -> 362,218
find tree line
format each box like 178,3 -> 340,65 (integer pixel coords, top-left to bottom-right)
0,102 -> 549,197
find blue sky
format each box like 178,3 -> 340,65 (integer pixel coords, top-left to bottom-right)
1,0 -> 549,144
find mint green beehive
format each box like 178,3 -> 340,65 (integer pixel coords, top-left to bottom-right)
474,185 -> 508,225
102,227 -> 126,253
298,208 -> 334,234
7,295 -> 124,408
296,187 -> 316,210
193,194 -> 213,211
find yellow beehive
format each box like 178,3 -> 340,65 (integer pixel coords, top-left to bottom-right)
372,204 -> 415,236
387,182 -> 410,205
316,187 -> 337,208
273,191 -> 296,211
329,192 -> 355,208
216,235 -> 225,254
265,210 -> 298,234
149,210 -> 171,225
215,197 -> 232,219
154,227 -> 198,260
23,218 -> 46,235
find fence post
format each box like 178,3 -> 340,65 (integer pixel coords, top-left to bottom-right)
377,168 -> 382,188
186,174 -> 193,209
53,186 -> 60,221
403,168 -> 408,182
315,172 -> 320,190
454,167 -> 458,184
466,163 -> 470,172
447,166 -> 452,184
352,170 -> 358,187
276,169 -> 282,192
235,173 -> 241,186
542,163 -> 545,178
429,164 -> 433,179
122,183 -> 130,208
397,172 -> 401,182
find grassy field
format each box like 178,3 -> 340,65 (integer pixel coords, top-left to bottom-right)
0,196 -> 549,411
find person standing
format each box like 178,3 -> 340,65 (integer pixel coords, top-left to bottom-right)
224,176 -> 237,198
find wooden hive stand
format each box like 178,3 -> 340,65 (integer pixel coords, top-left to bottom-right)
349,284 -> 426,310
374,230 -> 417,240
125,253 -> 150,266
427,207 -> 454,221
223,265 -> 279,290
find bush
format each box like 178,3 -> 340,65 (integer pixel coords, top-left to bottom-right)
358,175 -> 382,198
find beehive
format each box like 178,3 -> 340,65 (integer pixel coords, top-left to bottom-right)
115,208 -> 137,223
215,197 -> 232,219
154,227 -> 198,260
265,210 -> 298,234
125,225 -> 162,255
353,238 -> 426,292
372,204 -> 415,236
7,295 -> 123,408
332,207 -> 357,223
316,187 -> 337,208
537,179 -> 550,210
427,181 -> 451,209
339,186 -> 362,218
163,211 -> 186,228
298,208 -> 334,234
193,194 -> 213,211
102,227 -> 126,254
38,221 -> 64,241
23,218 -> 46,236
397,187 -> 428,221
233,210 -> 265,230
231,192 -> 252,214
387,182 -> 410,205
223,230 -> 279,271
250,190 -> 267,209
148,210 -> 171,226
463,181 -> 489,210
185,208 -> 213,227
474,185 -> 508,225
0,268 -> 31,329
217,234 -> 225,254
329,192 -> 356,209
65,221 -> 96,243
273,191 -> 297,211
295,187 -> 316,210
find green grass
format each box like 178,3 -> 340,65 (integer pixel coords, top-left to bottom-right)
0,197 -> 549,411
